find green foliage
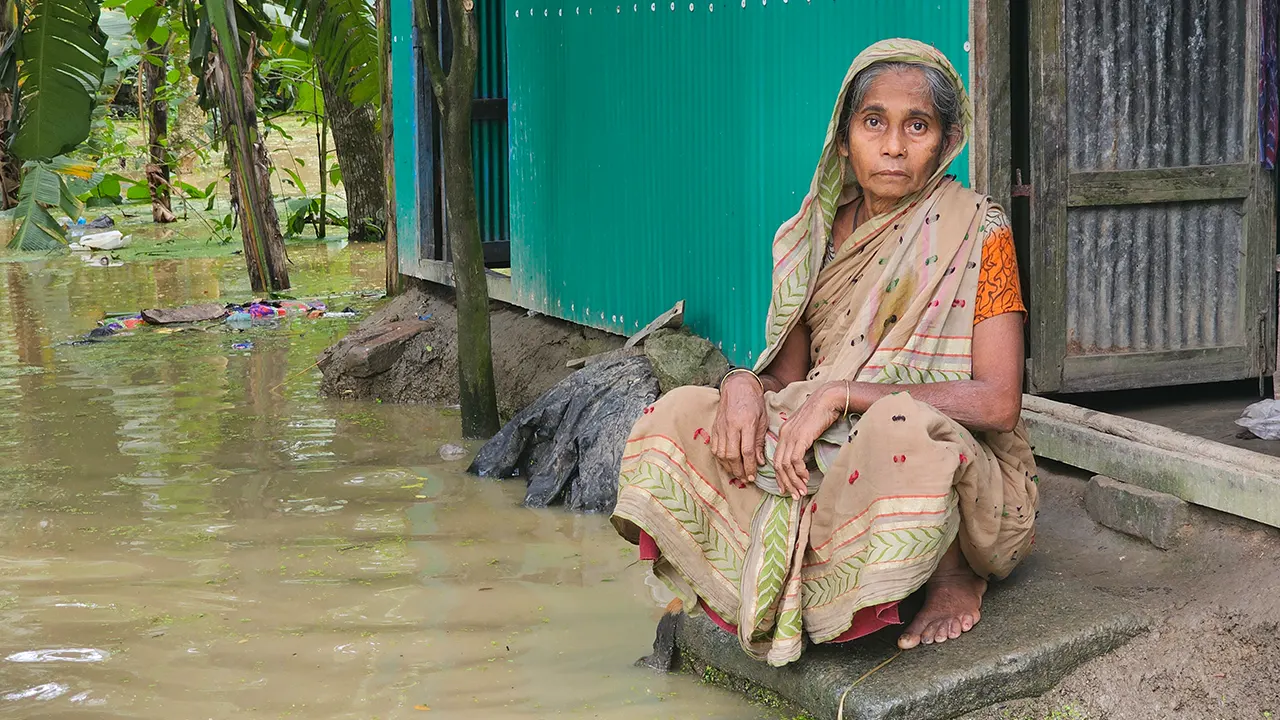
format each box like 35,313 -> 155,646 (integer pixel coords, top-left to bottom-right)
11,0 -> 111,160
182,0 -> 271,110
283,194 -> 343,237
7,163 -> 81,250
280,0 -> 378,107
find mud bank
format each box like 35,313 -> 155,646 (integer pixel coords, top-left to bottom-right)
318,282 -> 624,417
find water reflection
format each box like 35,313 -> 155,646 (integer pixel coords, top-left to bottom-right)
0,245 -> 776,719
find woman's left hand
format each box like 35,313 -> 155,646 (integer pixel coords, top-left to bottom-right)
773,382 -> 847,499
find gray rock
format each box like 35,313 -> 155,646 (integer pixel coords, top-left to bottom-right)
439,444 -> 469,461
643,328 -> 730,395
469,355 -> 660,513
674,570 -> 1148,720
1085,475 -> 1189,550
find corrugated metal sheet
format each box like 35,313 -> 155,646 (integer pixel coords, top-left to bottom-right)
506,1 -> 971,365
1065,200 -> 1245,355
1061,0 -> 1251,360
1065,0 -> 1246,171
475,0 -> 510,245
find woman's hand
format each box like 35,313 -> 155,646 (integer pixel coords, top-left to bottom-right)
711,374 -> 768,484
774,382 -> 847,499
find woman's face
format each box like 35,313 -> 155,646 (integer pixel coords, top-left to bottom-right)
840,67 -> 953,204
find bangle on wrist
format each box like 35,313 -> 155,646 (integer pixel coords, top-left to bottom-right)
721,367 -> 765,392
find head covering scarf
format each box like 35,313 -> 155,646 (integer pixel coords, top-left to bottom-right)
755,38 -> 976,374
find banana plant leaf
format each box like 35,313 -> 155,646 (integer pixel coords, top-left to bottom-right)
7,164 -> 78,250
11,0 -> 110,160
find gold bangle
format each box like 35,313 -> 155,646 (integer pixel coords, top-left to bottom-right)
723,368 -> 765,392
844,380 -> 851,416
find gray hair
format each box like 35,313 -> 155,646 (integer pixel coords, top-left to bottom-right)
837,61 -> 962,152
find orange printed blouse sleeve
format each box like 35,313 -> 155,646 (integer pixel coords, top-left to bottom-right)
973,208 -> 1026,325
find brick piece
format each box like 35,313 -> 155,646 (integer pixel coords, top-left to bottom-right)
1085,475 -> 1188,549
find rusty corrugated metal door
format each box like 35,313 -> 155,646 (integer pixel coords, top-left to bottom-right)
506,1 -> 971,365
1027,0 -> 1278,392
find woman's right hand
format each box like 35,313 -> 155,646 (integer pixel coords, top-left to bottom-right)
711,374 -> 768,484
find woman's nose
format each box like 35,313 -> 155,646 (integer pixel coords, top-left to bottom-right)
883,128 -> 907,157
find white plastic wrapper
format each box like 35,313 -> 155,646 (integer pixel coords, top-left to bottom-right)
1236,399 -> 1280,440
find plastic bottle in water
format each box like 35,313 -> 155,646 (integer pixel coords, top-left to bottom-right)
225,311 -> 253,332
67,217 -> 88,240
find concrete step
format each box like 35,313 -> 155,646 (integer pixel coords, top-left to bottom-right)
674,565 -> 1148,720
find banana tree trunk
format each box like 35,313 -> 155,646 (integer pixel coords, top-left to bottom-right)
143,35 -> 176,223
208,33 -> 289,292
0,91 -> 20,209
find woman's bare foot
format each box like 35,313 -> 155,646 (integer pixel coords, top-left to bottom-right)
897,542 -> 987,650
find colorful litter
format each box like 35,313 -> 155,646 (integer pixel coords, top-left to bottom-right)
72,299 -> 360,344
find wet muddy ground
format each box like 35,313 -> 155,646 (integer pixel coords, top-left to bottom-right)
0,244 -> 779,719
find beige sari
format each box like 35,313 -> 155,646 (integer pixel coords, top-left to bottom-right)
611,39 -> 1039,667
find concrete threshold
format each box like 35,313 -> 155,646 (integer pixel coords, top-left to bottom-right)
1022,395 -> 1280,529
675,571 -> 1147,720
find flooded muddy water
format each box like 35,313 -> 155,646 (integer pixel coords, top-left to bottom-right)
0,245 -> 777,719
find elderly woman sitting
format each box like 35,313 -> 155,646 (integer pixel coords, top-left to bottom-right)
611,39 -> 1039,667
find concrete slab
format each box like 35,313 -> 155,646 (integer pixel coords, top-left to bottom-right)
674,570 -> 1148,720
1085,475 -> 1189,549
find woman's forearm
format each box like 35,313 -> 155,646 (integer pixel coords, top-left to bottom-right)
847,380 -> 1021,433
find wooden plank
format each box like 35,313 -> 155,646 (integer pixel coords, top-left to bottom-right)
565,347 -> 642,369
623,300 -> 686,349
1022,401 -> 1280,529
414,258 -> 518,306
1244,0 -> 1279,386
1066,164 -> 1253,207
1023,395 -> 1280,477
1058,346 -> 1254,393
378,0 -> 401,295
1026,0 -> 1068,393
969,0 -> 1013,210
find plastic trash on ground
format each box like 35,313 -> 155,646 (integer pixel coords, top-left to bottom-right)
1236,399 -> 1280,440
225,311 -> 253,331
79,231 -> 130,251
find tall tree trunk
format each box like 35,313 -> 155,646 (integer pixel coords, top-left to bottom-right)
421,0 -> 497,438
314,56 -> 385,243
413,0 -> 497,436
377,0 -> 401,294
443,99 -> 497,437
208,34 -> 289,292
143,34 -> 176,223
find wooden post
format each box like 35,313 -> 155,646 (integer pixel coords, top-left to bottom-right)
969,0 -> 1012,210
1026,0 -> 1068,393
379,0 -> 403,295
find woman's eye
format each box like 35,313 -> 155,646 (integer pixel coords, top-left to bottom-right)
865,117 -> 880,128
910,121 -> 927,132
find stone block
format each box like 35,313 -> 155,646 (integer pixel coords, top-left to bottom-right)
643,328 -> 730,394
674,574 -> 1147,720
1085,475 -> 1189,550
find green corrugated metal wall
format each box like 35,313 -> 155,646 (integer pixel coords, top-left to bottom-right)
507,1 -> 971,365
474,0 -> 509,245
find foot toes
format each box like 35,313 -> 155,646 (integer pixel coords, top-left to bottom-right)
960,615 -> 974,632
947,619 -> 962,639
897,632 -> 920,650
